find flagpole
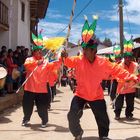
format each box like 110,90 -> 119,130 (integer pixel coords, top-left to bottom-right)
119,0 -> 124,55
58,0 -> 77,85
65,0 -> 77,48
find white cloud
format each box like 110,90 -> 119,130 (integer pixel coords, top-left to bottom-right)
39,20 -> 140,44
46,10 -> 64,19
98,28 -> 119,43
38,21 -> 66,37
125,0 -> 140,11
98,27 -> 139,44
39,0 -> 140,44
38,21 -> 83,44
45,9 -> 69,20
106,0 -> 140,26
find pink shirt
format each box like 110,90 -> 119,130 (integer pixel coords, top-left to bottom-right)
64,55 -> 137,101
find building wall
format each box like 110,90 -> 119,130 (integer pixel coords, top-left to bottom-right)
0,0 -> 10,48
17,0 -> 30,49
0,0 -> 30,50
9,0 -> 18,50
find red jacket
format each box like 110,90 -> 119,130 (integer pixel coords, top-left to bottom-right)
6,56 -> 17,75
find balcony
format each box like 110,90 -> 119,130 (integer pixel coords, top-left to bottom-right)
0,1 -> 9,31
30,0 -> 50,34
30,0 -> 50,19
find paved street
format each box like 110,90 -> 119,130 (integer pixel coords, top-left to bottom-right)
0,86 -> 140,140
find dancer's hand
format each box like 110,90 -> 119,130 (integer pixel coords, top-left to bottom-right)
38,59 -> 44,65
61,49 -> 68,58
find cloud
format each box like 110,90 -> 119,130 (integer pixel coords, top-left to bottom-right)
45,9 -> 69,20
105,0 -> 140,26
125,0 -> 140,11
38,21 -> 83,44
98,27 -> 119,43
39,0 -> 140,44
39,19 -> 139,44
38,21 -> 66,37
98,27 -> 139,44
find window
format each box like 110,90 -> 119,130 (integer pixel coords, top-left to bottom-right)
21,2 -> 25,21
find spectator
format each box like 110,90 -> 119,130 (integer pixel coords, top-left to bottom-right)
6,49 -> 18,93
1,46 -> 7,52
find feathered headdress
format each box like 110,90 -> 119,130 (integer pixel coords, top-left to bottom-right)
31,33 -> 43,51
43,37 -> 65,51
123,39 -> 134,57
113,44 -> 121,58
81,15 -> 98,48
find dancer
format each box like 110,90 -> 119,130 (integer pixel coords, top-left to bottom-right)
22,45 -> 60,128
61,16 -> 138,140
114,39 -> 139,120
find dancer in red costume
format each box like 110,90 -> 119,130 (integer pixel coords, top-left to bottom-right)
22,45 -> 60,128
61,16 -> 138,140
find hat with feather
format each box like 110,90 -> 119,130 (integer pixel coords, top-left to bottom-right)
31,33 -> 43,51
113,44 -> 121,58
81,15 -> 98,49
123,38 -> 134,57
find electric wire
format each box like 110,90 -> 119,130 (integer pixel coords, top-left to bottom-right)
56,0 -> 94,36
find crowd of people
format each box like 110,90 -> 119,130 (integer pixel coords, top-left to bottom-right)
0,45 -> 29,96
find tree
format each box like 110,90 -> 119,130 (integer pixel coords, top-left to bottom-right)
102,38 -> 112,47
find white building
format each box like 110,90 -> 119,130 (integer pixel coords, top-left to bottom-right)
0,0 -> 49,50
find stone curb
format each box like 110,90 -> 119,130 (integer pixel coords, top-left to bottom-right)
0,92 -> 23,112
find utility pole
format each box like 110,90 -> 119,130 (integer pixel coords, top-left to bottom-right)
119,0 -> 124,55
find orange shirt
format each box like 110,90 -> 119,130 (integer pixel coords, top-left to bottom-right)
48,69 -> 59,87
117,61 -> 138,94
64,55 -> 137,101
24,57 -> 59,93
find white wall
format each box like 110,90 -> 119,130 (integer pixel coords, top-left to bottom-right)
0,0 -> 10,48
17,0 -> 30,49
67,47 -> 82,57
9,0 -> 18,50
0,0 -> 30,50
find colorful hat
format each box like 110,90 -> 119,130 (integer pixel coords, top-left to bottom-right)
123,39 -> 134,57
113,44 -> 121,58
81,15 -> 98,49
32,45 -> 43,51
32,33 -> 43,51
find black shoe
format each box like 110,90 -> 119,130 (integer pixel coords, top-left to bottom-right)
22,120 -> 29,126
48,105 -> 51,111
100,136 -> 111,140
41,122 -> 48,128
114,115 -> 120,120
126,116 -> 133,120
74,130 -> 83,140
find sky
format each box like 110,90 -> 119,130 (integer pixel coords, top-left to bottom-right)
38,0 -> 140,45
